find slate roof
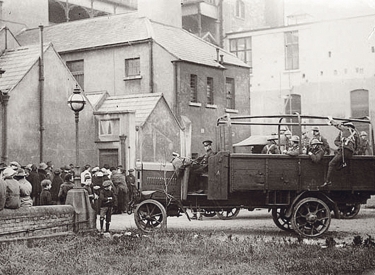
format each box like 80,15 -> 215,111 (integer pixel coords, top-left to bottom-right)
0,44 -> 50,92
94,93 -> 166,127
16,12 -> 249,69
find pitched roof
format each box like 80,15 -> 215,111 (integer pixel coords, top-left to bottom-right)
0,44 -> 50,92
94,93 -> 164,127
16,12 -> 249,69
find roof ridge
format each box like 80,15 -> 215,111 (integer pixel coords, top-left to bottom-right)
108,93 -> 162,100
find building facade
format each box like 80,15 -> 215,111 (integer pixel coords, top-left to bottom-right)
226,14 -> 375,144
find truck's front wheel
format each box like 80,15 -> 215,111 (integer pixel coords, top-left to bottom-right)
134,199 -> 167,233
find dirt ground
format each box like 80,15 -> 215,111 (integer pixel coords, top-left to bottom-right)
104,205 -> 375,243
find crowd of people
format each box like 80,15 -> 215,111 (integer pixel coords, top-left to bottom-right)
0,162 -> 138,234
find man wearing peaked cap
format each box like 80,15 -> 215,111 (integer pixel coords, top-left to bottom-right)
189,139 -> 216,193
309,126 -> 330,155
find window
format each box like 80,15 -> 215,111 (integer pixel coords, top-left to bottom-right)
236,0 -> 245,19
99,119 -> 119,137
285,31 -> 299,70
229,37 -> 252,71
207,77 -> 214,105
66,60 -> 84,90
125,58 -> 140,77
225,78 -> 235,109
190,74 -> 198,102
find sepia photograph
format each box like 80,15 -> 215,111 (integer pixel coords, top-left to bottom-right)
0,0 -> 375,274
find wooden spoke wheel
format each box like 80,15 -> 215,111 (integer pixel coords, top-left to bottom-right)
272,208 -> 293,232
291,197 -> 331,238
337,203 -> 361,219
203,210 -> 217,217
216,208 -> 240,220
134,199 -> 167,233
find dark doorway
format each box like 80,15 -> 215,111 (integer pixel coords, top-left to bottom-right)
99,149 -> 118,168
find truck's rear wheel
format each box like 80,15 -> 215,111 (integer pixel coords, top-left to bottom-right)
134,199 -> 167,233
291,197 -> 331,237
216,208 -> 240,220
272,208 -> 293,232
337,203 -> 361,219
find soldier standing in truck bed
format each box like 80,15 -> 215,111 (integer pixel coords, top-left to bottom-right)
321,119 -> 360,188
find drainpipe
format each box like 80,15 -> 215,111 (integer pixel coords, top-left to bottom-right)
39,25 -> 45,162
1,91 -> 9,163
173,61 -> 178,116
149,39 -> 153,93
4,26 -> 7,50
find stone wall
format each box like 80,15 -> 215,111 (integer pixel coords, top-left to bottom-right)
0,205 -> 74,241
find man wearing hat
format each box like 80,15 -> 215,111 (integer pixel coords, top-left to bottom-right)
309,126 -> 330,155
357,131 -> 372,155
308,138 -> 325,163
261,134 -> 280,154
322,118 -> 360,187
284,135 -> 300,156
189,140 -> 216,192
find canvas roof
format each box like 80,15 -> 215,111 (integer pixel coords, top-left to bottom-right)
0,44 -> 51,92
16,12 -> 249,69
93,93 -> 177,127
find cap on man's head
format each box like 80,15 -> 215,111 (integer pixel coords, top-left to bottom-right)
10,161 -> 20,167
84,164 -> 91,170
291,135 -> 300,142
360,131 -> 368,137
267,134 -> 278,141
25,164 -> 33,171
102,180 -> 111,187
54,168 -> 61,175
91,167 -> 99,172
64,165 -> 71,171
15,168 -> 26,177
284,130 -> 292,136
96,171 -> 104,177
202,140 -> 213,146
39,162 -> 48,170
312,126 -> 320,131
128,168 -> 134,172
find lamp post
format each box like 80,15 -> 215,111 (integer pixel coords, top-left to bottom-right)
0,68 -> 9,163
66,85 -> 95,233
67,85 -> 86,175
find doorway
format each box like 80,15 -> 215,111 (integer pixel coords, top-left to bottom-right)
99,149 -> 118,168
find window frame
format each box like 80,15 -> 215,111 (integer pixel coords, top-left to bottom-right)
225,78 -> 235,110
235,0 -> 245,19
66,59 -> 84,90
190,74 -> 198,103
229,37 -> 252,72
125,57 -> 140,77
285,31 -> 299,70
99,118 -> 120,138
206,77 -> 214,105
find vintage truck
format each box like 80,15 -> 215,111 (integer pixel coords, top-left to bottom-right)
133,114 -> 375,237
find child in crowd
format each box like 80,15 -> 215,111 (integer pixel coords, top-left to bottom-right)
58,174 -> 74,204
99,180 -> 116,234
40,179 -> 53,205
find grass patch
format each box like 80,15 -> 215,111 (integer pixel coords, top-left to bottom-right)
0,231 -> 374,275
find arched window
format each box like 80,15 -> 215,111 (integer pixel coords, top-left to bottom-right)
236,0 -> 245,19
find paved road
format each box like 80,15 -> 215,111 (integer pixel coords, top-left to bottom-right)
102,207 -> 375,240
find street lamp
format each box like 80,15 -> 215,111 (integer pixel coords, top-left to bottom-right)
68,85 -> 86,173
66,85 -> 95,233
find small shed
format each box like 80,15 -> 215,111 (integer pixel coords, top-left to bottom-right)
91,93 -> 183,169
